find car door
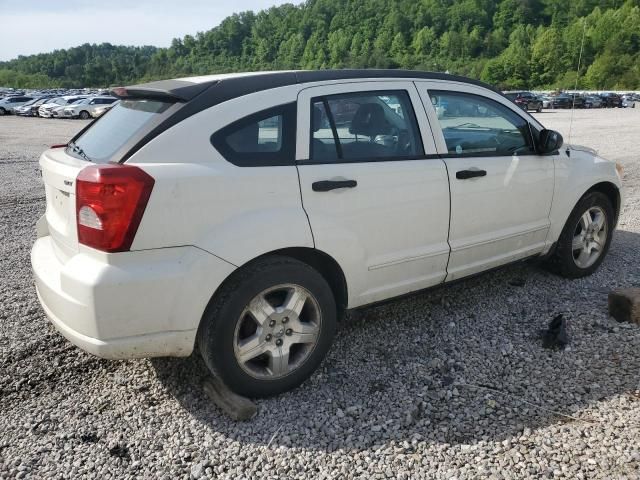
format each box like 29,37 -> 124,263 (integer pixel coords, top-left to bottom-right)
296,81 -> 451,308
415,82 -> 554,281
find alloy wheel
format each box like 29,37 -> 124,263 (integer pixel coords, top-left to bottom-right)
572,206 -> 608,269
233,284 -> 321,379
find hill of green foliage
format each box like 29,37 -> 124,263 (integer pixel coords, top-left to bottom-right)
1,0 -> 639,90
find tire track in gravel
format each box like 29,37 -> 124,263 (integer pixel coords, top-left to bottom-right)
0,335 -> 122,410
0,160 -> 39,165
0,196 -> 45,207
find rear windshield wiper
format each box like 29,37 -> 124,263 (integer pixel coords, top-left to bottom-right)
67,141 -> 91,162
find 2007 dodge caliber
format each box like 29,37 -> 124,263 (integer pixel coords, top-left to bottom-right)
32,70 -> 623,397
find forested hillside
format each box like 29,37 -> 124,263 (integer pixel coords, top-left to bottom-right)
1,0 -> 639,89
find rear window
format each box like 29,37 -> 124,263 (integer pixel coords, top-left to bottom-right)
70,99 -> 172,163
210,103 -> 297,167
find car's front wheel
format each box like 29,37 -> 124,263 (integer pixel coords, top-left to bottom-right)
198,256 -> 337,397
79,110 -> 90,120
546,192 -> 615,278
0,107 -> 6,116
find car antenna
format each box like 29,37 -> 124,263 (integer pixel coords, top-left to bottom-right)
568,19 -> 587,153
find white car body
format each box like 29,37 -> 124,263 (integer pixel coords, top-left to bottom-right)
32,70 -> 623,363
39,96 -> 88,118
540,96 -> 552,109
90,100 -> 118,118
622,95 -> 636,108
60,96 -> 117,119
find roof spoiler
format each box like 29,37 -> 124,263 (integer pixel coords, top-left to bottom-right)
111,79 -> 217,102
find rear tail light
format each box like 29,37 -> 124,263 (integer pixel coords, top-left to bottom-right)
76,164 -> 154,252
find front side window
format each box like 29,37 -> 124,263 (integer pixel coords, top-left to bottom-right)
429,91 -> 534,157
311,90 -> 423,162
211,103 -> 296,166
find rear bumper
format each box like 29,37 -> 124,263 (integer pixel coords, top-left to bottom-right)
31,236 -> 235,359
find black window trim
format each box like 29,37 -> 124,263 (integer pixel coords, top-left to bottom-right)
321,98 -> 343,159
210,102 -> 297,167
428,89 -> 539,159
307,89 -> 425,165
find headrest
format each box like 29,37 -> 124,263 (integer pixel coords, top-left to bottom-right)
349,103 -> 388,137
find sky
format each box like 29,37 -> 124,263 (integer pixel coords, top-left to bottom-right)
0,0 -> 295,61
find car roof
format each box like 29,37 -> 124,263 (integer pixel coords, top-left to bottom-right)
115,69 -> 504,103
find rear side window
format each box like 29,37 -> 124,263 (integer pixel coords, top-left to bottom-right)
70,99 -> 173,163
210,103 -> 296,167
310,90 -> 423,163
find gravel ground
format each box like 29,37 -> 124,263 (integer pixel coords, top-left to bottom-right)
1,110 -> 639,479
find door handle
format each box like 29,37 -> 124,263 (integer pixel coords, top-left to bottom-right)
312,179 -> 358,192
456,169 -> 487,180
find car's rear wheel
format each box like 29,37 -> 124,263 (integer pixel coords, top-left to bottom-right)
546,192 -> 614,278
79,110 -> 90,120
0,107 -> 5,116
198,256 -> 337,397
536,105 -> 542,113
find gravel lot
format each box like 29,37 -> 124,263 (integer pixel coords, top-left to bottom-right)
1,109 -> 639,479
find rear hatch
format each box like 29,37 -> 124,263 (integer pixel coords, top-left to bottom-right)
40,148 -> 90,261
39,98 -> 177,262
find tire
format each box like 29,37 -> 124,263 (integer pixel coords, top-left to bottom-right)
198,255 -> 337,397
79,110 -> 90,120
536,106 -> 542,113
546,192 -> 615,278
0,107 -> 5,116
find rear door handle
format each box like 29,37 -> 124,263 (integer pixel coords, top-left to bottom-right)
312,180 -> 357,192
456,169 -> 487,180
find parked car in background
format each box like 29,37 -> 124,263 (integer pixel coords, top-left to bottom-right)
31,70 -> 623,397
584,95 -> 603,108
15,96 -> 52,117
621,95 -> 636,108
60,96 -> 118,119
539,95 -> 553,109
90,100 -> 119,118
0,95 -> 34,115
50,98 -> 87,118
39,96 -> 88,118
505,91 -> 543,112
551,94 -> 572,109
550,94 -> 584,109
13,98 -> 41,116
600,93 -> 622,108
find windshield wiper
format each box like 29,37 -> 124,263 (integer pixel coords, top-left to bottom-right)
67,141 -> 91,161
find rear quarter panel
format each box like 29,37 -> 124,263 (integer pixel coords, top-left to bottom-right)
126,85 -> 314,267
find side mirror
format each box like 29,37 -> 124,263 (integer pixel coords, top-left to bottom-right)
538,129 -> 563,154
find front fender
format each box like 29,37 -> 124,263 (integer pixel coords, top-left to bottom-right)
547,148 -> 623,245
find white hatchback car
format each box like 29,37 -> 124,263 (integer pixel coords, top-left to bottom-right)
32,70 -> 623,397
39,96 -> 88,118
60,96 -> 118,119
